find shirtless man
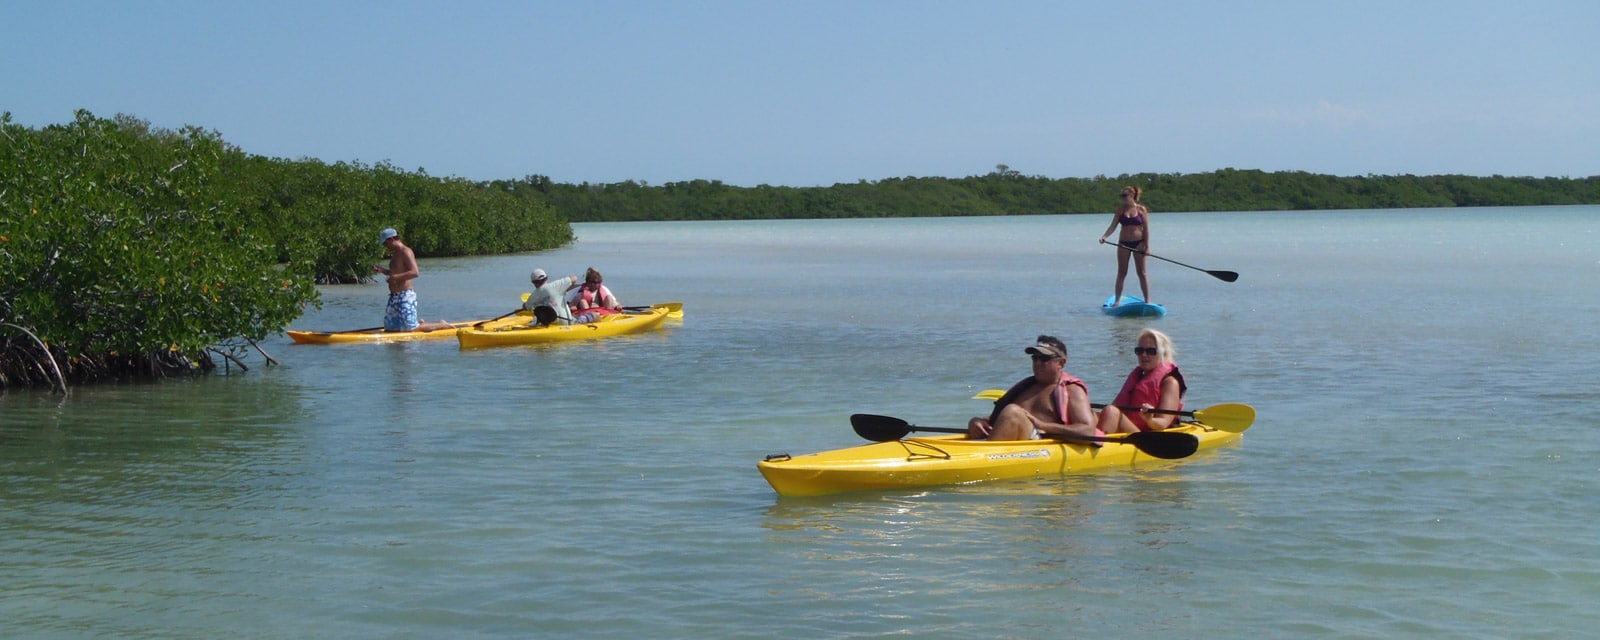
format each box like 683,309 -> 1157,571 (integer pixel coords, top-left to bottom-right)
967,335 -> 1101,441
373,228 -> 454,332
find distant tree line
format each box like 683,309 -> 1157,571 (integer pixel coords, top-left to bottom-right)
5,109 -> 1594,390
499,164 -> 1599,222
1,110 -> 570,390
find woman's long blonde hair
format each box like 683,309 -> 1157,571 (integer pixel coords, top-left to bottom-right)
1139,328 -> 1176,363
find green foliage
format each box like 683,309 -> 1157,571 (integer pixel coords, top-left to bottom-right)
1,111 -> 573,388
507,167 -> 1599,222
226,156 -> 572,284
1,110 -> 319,385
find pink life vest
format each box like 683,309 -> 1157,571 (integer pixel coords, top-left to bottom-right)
574,284 -> 614,309
993,374 -> 1089,426
1112,362 -> 1186,431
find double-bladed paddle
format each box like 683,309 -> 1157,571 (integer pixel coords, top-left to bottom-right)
471,312 -> 519,329
622,301 -> 684,318
1106,241 -> 1238,282
848,414 -> 1200,459
328,325 -> 387,334
473,293 -> 535,329
326,321 -> 464,334
969,389 -> 1256,433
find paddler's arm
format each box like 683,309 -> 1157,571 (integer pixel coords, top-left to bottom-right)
1138,207 -> 1151,249
1098,213 -> 1120,243
1033,386 -> 1099,438
1140,376 -> 1185,431
384,246 -> 421,285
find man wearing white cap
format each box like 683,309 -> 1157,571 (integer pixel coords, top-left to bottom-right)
522,268 -> 579,326
373,228 -> 454,332
967,335 -> 1101,441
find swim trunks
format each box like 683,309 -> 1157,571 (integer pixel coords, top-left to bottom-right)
384,290 -> 419,331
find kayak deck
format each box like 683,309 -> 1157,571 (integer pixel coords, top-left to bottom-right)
286,322 -> 477,344
455,305 -> 674,348
757,422 -> 1237,497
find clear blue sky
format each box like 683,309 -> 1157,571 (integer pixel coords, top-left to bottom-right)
5,0 -> 1596,186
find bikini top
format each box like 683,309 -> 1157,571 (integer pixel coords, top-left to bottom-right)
1119,210 -> 1145,226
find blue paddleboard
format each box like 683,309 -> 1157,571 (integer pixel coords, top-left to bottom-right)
1102,294 -> 1167,317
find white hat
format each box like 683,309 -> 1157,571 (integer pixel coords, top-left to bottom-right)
530,268 -> 547,282
377,228 -> 398,245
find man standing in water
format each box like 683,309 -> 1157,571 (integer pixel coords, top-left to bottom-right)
374,228 -> 455,332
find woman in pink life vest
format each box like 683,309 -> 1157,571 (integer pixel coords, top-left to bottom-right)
1097,328 -> 1187,433
568,267 -> 622,322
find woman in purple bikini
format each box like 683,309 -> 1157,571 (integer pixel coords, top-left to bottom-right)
1097,185 -> 1152,304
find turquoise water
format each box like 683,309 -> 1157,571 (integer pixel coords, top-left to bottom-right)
3,206 -> 1598,638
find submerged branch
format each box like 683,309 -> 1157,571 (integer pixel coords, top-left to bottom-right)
0,322 -> 68,395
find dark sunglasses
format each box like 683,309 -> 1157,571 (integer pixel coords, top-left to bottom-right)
1030,354 -> 1060,363
1134,347 -> 1160,356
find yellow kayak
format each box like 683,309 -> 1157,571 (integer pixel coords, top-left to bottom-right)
286,322 -> 477,344
758,420 -> 1244,497
455,303 -> 680,348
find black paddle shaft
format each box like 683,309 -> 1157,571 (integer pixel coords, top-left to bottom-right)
849,414 -> 1198,459
1111,241 -> 1238,282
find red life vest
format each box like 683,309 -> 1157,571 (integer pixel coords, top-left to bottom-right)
1112,362 -> 1186,431
574,284 -> 614,309
992,373 -> 1088,425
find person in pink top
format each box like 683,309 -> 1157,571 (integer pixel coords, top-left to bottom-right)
967,335 -> 1100,441
1098,328 -> 1188,433
568,267 -> 622,323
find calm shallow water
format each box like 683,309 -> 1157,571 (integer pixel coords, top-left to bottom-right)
3,206 -> 1598,638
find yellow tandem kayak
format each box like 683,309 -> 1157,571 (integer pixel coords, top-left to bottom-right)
454,303 -> 681,348
757,418 -> 1245,498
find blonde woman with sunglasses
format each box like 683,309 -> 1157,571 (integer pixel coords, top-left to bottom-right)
1097,329 -> 1187,433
